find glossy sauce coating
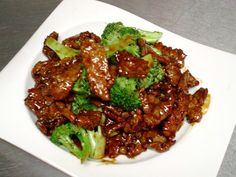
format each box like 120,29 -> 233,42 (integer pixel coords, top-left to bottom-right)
115,51 -> 149,78
80,38 -> 113,101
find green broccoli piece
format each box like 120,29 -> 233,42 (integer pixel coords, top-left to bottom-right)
138,54 -> 165,89
45,37 -> 80,59
73,79 -> 91,96
50,123 -> 91,163
72,65 -> 91,96
72,95 -> 97,114
150,45 -> 162,55
138,29 -> 162,44
101,22 -> 162,58
51,123 -> 106,162
72,65 -> 97,114
110,76 -> 141,111
101,22 -> 141,57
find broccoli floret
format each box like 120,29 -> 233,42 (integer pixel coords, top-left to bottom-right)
110,76 -> 141,111
72,95 -> 97,114
45,37 -> 80,59
138,54 -> 165,89
50,123 -> 91,163
73,79 -> 91,96
138,29 -> 162,44
72,65 -> 91,96
101,22 -> 162,58
72,65 -> 97,114
101,22 -> 141,57
51,123 -> 106,162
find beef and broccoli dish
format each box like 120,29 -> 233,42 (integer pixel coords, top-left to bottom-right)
25,22 -> 210,163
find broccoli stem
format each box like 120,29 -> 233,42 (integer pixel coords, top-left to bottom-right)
87,126 -> 106,159
138,29 -> 162,44
45,37 -> 80,59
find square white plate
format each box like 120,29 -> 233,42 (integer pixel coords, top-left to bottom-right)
0,0 -> 236,177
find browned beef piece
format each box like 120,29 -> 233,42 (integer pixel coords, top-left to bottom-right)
25,87 -> 67,136
140,130 -> 175,152
32,57 -> 81,100
102,122 -> 125,137
26,44 -> 82,135
178,70 -> 199,92
25,86 -> 53,118
149,140 -> 175,152
187,88 -> 208,123
75,110 -> 102,130
162,110 -> 184,139
115,51 -> 149,78
105,136 -> 123,158
46,59 -> 81,100
139,88 -> 157,114
137,38 -> 171,65
43,31 -> 60,60
162,91 -> 190,139
137,38 -> 148,57
126,143 -> 145,158
104,105 -> 129,123
80,35 -> 113,101
154,42 -> 187,67
62,31 -> 101,50
105,133 -> 146,158
165,62 -> 182,86
32,60 -> 53,84
123,109 -> 144,133
57,103 -> 102,130
139,83 -> 176,128
103,109 -> 144,139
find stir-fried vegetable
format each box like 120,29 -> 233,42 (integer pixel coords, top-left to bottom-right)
24,21 -> 210,163
50,123 -> 91,163
110,76 -> 141,111
72,65 -> 97,114
101,22 -> 162,58
51,123 -> 106,163
138,54 -> 165,89
45,37 -> 80,59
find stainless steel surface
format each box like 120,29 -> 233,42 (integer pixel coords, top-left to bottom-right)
0,0 -> 235,176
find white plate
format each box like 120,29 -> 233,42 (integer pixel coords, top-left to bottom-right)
0,0 -> 235,177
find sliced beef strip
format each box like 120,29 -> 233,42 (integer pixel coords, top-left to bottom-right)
62,31 -> 101,50
139,82 -> 176,128
162,91 -> 190,139
56,103 -> 102,130
105,132 -> 146,158
115,51 -> 149,78
154,42 -> 187,67
140,130 -> 176,152
32,57 -> 81,100
165,62 -> 182,86
178,70 -> 199,92
137,38 -> 173,65
80,35 -> 113,101
187,88 -> 208,123
25,86 -> 68,136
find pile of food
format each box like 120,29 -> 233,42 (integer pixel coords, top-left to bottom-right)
25,22 -> 209,163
